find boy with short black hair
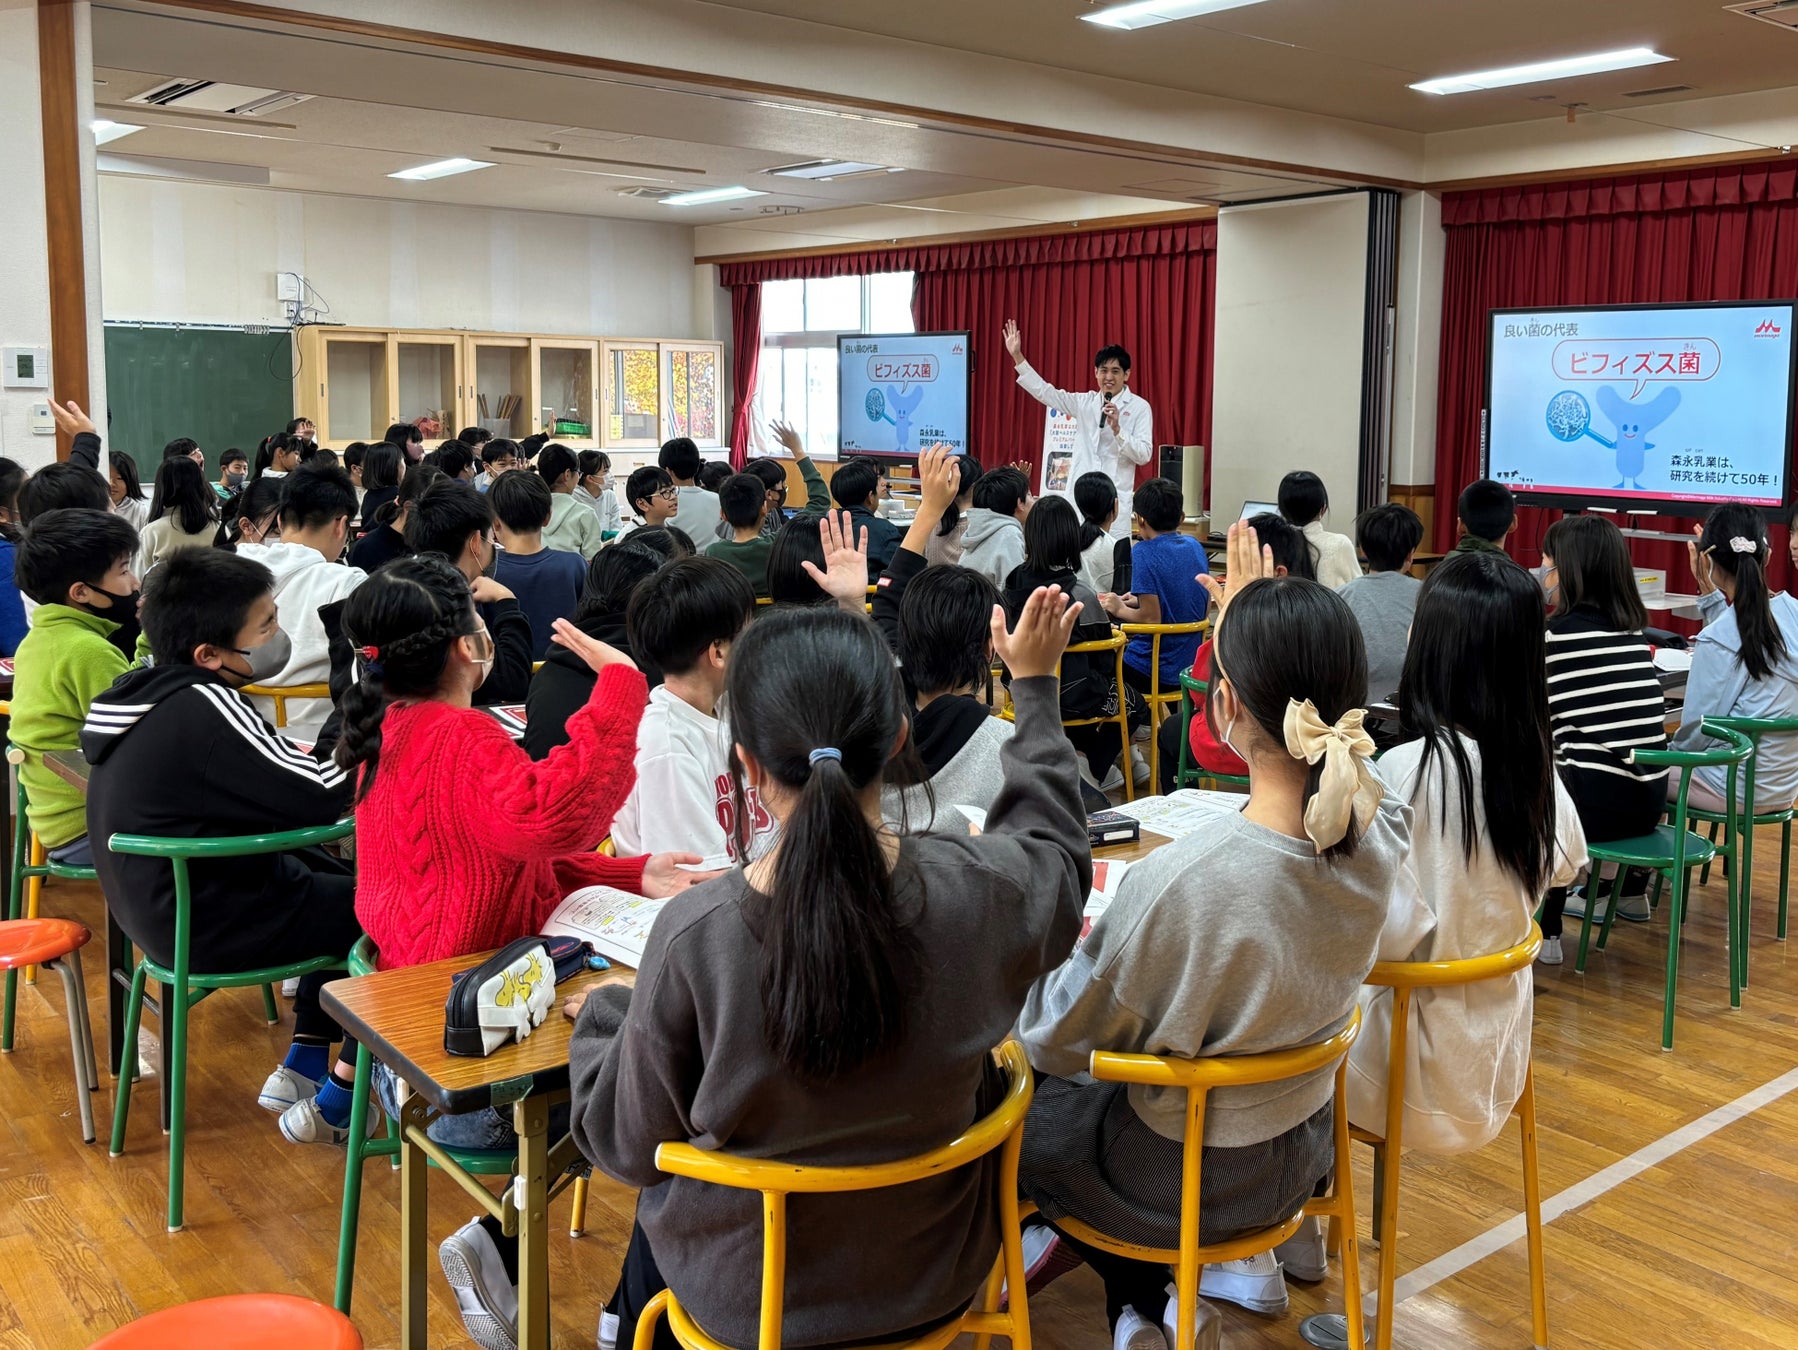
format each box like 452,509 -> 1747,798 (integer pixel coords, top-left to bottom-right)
659,436 -> 721,542
403,480 -> 532,702
698,461 -> 733,495
610,557 -> 767,867
11,509 -> 141,865
1104,476 -> 1210,696
80,548 -> 363,1145
959,465 -> 1032,589
830,457 -> 904,580
1339,502 -> 1424,701
475,438 -> 522,493
704,473 -> 775,597
490,470 -> 586,661
1455,478 -> 1516,554
236,464 -> 367,740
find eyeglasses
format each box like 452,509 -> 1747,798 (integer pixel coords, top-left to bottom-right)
653,485 -> 678,501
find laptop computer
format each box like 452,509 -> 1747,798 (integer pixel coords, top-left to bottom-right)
1239,499 -> 1279,521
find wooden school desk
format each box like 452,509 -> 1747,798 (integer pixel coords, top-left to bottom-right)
322,955 -> 631,1350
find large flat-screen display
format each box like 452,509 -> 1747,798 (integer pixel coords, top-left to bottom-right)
837,332 -> 971,456
1485,300 -> 1797,514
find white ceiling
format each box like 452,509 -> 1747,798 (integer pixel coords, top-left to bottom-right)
702,0 -> 1798,134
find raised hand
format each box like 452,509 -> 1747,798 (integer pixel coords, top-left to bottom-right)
50,400 -> 96,440
801,508 -> 872,610
916,444 -> 960,518
550,617 -> 637,674
990,585 -> 1083,681
1003,319 -> 1025,365
1197,520 -> 1275,619
771,419 -> 805,457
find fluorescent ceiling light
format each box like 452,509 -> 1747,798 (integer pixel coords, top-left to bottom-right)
1410,47 -> 1672,96
750,100 -> 920,131
660,185 -> 767,207
91,119 -> 142,145
769,160 -> 893,180
1081,0 -> 1268,31
387,157 -> 495,181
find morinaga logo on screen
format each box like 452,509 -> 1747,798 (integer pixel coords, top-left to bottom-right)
1755,319 -> 1783,337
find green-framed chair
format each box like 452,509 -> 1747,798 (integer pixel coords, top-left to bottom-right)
1174,670 -> 1250,792
107,820 -> 357,1232
333,936 -> 592,1313
1575,721 -> 1753,1051
1677,715 -> 1798,992
1118,621 -> 1208,790
3,744 -> 98,1049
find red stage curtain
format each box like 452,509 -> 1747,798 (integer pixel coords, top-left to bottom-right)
1435,163 -> 1798,599
720,221 -> 1217,485
727,282 -> 760,467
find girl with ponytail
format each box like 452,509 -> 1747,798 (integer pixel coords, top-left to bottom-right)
337,553 -> 707,1347
1677,502 -> 1798,810
1016,522 -> 1409,1339
570,594 -> 1090,1350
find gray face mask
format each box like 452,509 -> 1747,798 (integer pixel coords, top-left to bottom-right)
227,627 -> 292,684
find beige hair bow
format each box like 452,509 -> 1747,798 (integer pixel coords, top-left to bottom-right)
1282,699 -> 1380,854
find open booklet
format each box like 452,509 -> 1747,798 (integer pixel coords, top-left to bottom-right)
1082,857 -> 1132,940
542,885 -> 665,969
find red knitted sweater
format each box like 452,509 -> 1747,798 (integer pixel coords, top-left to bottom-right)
354,664 -> 650,969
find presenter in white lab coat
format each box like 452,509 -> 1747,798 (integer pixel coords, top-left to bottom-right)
1004,318 -> 1153,539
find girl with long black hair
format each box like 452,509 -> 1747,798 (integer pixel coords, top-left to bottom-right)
1347,549 -> 1586,1155
1073,470 -> 1130,595
1676,502 -> 1798,810
570,596 -> 1088,1350
138,456 -> 222,572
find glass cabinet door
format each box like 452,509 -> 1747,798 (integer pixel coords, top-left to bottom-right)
661,342 -> 723,448
602,341 -> 661,449
393,335 -> 462,441
320,332 -> 392,445
530,339 -> 599,447
465,337 -> 532,441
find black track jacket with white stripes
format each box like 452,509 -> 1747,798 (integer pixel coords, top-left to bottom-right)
81,665 -> 354,971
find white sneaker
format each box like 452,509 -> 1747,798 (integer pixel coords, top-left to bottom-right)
1615,890 -> 1652,923
1160,1289 -> 1222,1350
1561,889 -> 1608,923
441,1217 -> 520,1350
1080,757 -> 1127,793
1131,722 -> 1153,744
1274,1215 -> 1328,1282
277,1094 -> 379,1146
1113,1305 -> 1166,1350
598,1310 -> 619,1350
1198,1251 -> 1288,1315
280,977 -> 300,997
1130,746 -> 1151,787
258,1064 -> 318,1113
1536,935 -> 1564,966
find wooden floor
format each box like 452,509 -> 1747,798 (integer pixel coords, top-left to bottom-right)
6,835 -> 1798,1349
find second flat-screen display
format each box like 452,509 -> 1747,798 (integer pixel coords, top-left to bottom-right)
1485,300 -> 1796,513
837,332 -> 971,456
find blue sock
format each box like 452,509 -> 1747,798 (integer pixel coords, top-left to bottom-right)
283,1041 -> 329,1084
314,1075 -> 354,1128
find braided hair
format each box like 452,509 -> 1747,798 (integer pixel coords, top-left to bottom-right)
335,554 -> 480,801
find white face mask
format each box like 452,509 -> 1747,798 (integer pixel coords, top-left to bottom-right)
1213,668 -> 1247,762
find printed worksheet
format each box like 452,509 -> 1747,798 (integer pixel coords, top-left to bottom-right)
543,886 -> 665,968
1113,790 -> 1243,841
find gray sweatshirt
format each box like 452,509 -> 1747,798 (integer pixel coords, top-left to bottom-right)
1337,570 -> 1421,703
882,714 -> 1016,835
569,677 -> 1087,1348
958,508 -> 1025,590
1019,791 -> 1411,1148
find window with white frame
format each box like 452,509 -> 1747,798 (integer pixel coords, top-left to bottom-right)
752,273 -> 915,458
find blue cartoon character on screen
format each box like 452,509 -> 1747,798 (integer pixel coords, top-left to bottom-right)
865,384 -> 926,453
1544,385 -> 1681,491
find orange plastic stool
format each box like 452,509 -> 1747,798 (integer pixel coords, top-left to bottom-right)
0,917 -> 98,1141
89,1294 -> 362,1348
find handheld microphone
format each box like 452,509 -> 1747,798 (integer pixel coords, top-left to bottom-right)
1101,391 -> 1114,404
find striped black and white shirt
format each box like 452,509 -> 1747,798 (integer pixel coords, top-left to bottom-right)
1545,608 -> 1668,784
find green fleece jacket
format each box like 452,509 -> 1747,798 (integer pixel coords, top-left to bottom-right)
12,606 -> 130,847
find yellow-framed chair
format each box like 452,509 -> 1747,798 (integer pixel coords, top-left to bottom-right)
1044,1012 -> 1365,1350
240,682 -> 332,733
1118,621 -> 1208,789
1308,927 -> 1546,1350
1059,633 -> 1134,802
633,1041 -> 1036,1350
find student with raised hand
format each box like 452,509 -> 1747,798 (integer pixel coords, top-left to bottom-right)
525,542 -> 665,758
1347,550 -> 1586,1158
1276,470 -> 1359,589
568,590 -> 1089,1350
792,508 -> 882,617
746,420 -> 830,539
80,549 -> 361,1145
1017,523 -> 1409,1342
1532,515 -> 1669,961
403,479 -> 532,704
337,555 -> 706,1345
234,464 -> 367,742
490,470 -> 587,661
868,444 -> 1014,834
536,442 -> 603,560
139,456 -> 223,574
923,453 -> 983,566
1676,503 -> 1798,810
108,453 -> 149,532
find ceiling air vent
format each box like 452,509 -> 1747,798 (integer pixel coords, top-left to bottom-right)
614,186 -> 684,201
1623,84 -> 1695,97
126,79 -> 312,117
1725,0 -> 1798,31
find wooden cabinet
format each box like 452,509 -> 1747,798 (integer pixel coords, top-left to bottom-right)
294,326 -> 723,453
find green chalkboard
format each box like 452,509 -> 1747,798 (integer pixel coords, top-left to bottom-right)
102,325 -> 294,480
